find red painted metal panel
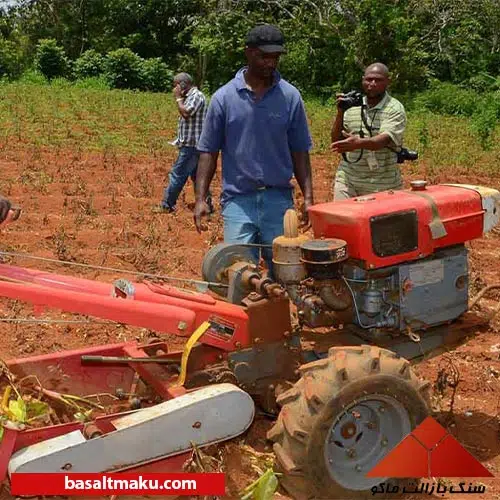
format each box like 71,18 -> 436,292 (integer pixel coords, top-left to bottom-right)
0,343 -> 201,481
309,185 -> 484,269
0,265 -> 251,350
0,428 -> 18,483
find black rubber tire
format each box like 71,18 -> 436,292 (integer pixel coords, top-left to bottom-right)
266,345 -> 431,499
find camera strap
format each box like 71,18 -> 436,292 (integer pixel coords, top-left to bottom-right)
361,104 -> 402,156
361,105 -> 372,136
361,105 -> 382,138
341,104 -> 369,164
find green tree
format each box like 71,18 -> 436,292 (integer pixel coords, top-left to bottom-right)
2,0 -> 499,93
34,38 -> 69,79
140,57 -> 173,92
104,47 -> 143,89
73,49 -> 105,79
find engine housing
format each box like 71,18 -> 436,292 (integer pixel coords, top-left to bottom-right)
307,182 -> 500,270
271,181 -> 499,333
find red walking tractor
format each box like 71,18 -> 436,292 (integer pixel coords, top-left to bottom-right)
0,180 -> 498,498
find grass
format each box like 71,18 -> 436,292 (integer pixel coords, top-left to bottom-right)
0,81 -> 176,156
0,81 -> 498,178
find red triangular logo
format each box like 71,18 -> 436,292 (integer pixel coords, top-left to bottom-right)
431,434 -> 493,477
366,434 -> 428,477
367,417 -> 493,478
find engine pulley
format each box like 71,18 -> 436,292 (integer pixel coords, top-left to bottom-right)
201,243 -> 259,298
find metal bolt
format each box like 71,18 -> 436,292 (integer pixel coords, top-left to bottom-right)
367,422 -> 377,430
379,406 -> 385,413
347,449 -> 356,459
115,387 -> 126,400
235,341 -> 242,349
381,438 -> 388,447
328,459 -> 333,464
178,321 -> 187,331
61,463 -> 72,471
355,465 -> 362,472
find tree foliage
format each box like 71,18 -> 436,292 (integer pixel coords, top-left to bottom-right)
104,47 -> 143,89
34,38 -> 69,80
0,0 -> 498,93
73,49 -> 105,79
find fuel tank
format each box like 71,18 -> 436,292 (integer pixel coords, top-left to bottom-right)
308,181 -> 500,269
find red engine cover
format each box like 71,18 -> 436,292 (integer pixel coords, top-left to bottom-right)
308,185 -> 484,269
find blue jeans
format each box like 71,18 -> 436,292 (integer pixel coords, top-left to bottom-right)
162,146 -> 212,209
222,188 -> 294,278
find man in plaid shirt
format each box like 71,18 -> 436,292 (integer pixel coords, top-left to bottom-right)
154,73 -> 213,213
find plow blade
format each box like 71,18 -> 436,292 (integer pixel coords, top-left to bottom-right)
8,383 -> 254,475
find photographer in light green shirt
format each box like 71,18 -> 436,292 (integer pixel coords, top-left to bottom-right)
330,63 -> 409,200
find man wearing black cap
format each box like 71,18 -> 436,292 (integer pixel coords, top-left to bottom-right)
194,24 -> 314,277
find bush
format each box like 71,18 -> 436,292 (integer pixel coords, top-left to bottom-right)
18,69 -> 47,85
49,77 -> 72,88
278,39 -> 311,93
140,58 -> 173,92
409,80 -> 499,151
471,98 -> 500,150
0,39 -> 23,80
412,81 -> 480,116
73,76 -> 111,90
467,73 -> 500,93
73,49 -> 105,80
34,38 -> 69,80
104,48 -> 143,90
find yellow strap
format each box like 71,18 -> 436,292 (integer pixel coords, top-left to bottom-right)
174,321 -> 211,387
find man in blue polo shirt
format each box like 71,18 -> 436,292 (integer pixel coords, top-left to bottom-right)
194,24 -> 314,276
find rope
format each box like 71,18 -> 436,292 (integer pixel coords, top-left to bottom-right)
0,318 -> 113,325
0,250 -> 228,289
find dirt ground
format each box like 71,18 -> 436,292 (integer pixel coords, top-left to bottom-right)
0,146 -> 499,499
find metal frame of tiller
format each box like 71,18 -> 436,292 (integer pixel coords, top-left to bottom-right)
0,260 -> 283,481
0,260 -> 498,482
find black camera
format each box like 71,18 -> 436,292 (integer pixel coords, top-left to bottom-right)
396,147 -> 418,163
338,90 -> 363,111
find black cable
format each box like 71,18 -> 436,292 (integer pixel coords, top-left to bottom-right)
341,104 -> 378,164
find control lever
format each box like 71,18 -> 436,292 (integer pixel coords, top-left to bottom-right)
81,354 -> 180,365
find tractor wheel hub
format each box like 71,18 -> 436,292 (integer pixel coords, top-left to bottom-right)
324,394 -> 411,490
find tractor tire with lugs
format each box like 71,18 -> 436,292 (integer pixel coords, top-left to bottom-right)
267,345 -> 431,499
